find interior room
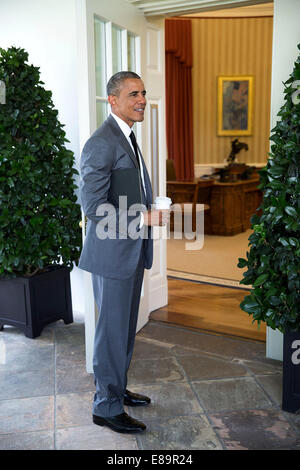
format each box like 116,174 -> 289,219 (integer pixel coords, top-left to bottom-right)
150,2 -> 274,342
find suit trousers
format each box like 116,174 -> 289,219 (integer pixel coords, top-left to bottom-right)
92,245 -> 145,417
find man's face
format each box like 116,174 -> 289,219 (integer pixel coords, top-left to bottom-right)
108,78 -> 146,128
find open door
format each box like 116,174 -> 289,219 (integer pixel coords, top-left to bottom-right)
76,0 -> 167,372
143,16 -> 168,321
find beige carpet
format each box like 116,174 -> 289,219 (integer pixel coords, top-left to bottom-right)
167,229 -> 252,287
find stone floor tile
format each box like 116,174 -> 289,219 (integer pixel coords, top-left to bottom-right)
138,322 -> 206,350
243,359 -> 282,376
0,341 -> 54,372
56,364 -> 95,394
55,323 -> 86,368
132,337 -> 173,360
0,368 -> 54,400
139,322 -> 266,362
283,411 -> 300,435
210,410 -> 300,450
0,323 -> 54,346
56,348 -> 86,369
55,321 -> 85,337
126,382 -> 203,419
127,357 -> 186,386
192,377 -> 272,412
56,424 -> 138,450
0,396 -> 54,434
256,374 -> 283,407
138,416 -> 222,450
56,391 -> 94,428
0,430 -> 54,450
175,354 -> 248,381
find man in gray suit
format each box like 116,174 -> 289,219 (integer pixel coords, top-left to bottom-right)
79,71 -> 168,434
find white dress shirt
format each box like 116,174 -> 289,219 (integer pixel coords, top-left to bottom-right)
110,112 -> 146,227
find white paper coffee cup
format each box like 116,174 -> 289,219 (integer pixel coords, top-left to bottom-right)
154,196 -> 172,210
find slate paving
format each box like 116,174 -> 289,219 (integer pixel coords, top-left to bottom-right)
0,315 -> 299,450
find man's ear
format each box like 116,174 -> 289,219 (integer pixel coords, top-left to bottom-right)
108,95 -> 116,107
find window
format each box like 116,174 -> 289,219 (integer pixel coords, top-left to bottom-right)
127,32 -> 136,72
112,25 -> 123,75
94,16 -> 138,128
94,18 -> 108,128
94,18 -> 106,98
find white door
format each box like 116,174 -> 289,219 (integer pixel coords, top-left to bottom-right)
144,17 -> 168,318
76,0 -> 167,372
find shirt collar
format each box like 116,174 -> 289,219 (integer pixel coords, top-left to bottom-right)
110,112 -> 132,139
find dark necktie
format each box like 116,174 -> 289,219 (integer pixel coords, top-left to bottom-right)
129,130 -> 147,203
129,131 -> 141,171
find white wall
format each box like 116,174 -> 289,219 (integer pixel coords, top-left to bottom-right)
0,0 -> 79,161
266,0 -> 300,360
0,0 -> 84,314
270,0 -> 300,128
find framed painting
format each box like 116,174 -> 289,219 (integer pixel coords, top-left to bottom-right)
217,76 -> 253,136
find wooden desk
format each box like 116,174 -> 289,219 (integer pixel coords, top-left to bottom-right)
210,176 -> 262,236
167,177 -> 262,236
167,179 -> 214,232
166,180 -> 196,204
167,179 -> 214,203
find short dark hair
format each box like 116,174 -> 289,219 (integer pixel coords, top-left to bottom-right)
107,71 -> 141,96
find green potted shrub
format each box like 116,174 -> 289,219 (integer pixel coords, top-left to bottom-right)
238,45 -> 300,413
0,47 -> 82,338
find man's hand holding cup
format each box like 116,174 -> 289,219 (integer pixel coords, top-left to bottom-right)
143,196 -> 172,227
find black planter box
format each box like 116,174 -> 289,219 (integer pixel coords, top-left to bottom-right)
282,331 -> 300,413
0,265 -> 73,338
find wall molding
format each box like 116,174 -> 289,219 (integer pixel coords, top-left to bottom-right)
129,0 -> 270,17
181,2 -> 273,18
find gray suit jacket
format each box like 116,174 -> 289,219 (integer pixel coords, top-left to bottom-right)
79,115 -> 153,279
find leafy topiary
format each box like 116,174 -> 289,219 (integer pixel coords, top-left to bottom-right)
238,44 -> 300,333
0,47 -> 81,278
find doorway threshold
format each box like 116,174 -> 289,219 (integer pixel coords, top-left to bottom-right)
167,269 -> 249,290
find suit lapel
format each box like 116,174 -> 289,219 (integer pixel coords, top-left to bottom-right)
106,115 -> 139,169
106,115 -> 152,206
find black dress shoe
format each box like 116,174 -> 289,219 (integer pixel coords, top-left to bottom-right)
124,389 -> 151,407
93,412 -> 146,434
